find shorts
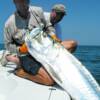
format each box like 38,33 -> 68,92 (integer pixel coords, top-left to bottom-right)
19,54 -> 42,75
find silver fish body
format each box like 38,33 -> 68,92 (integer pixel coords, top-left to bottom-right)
25,28 -> 100,100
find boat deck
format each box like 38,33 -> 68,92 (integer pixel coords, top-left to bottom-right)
0,62 -> 71,100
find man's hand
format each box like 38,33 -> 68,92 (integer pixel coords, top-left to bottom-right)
19,43 -> 28,53
51,34 -> 62,43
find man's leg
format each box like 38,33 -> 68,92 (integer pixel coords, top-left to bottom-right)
61,40 -> 77,53
5,54 -> 54,85
15,67 -> 54,86
16,55 -> 55,86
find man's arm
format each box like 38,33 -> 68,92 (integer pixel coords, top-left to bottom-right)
4,26 -> 29,55
4,26 -> 20,54
43,12 -> 62,42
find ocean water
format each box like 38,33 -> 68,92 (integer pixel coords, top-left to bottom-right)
0,43 -> 4,50
74,45 -> 100,85
0,44 -> 100,85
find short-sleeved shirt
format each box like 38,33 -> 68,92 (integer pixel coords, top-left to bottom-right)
44,12 -> 62,39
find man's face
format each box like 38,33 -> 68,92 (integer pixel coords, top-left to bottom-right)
50,10 -> 65,24
14,0 -> 29,16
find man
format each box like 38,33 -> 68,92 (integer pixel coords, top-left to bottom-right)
4,0 -> 55,85
44,4 -> 77,53
3,1 -> 76,85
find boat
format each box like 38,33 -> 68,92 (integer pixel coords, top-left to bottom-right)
0,50 -> 71,100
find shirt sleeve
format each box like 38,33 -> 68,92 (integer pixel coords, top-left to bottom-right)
4,25 -> 19,54
36,7 -> 56,36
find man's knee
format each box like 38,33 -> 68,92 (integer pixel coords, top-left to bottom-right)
70,40 -> 77,48
61,40 -> 77,52
44,78 -> 54,86
39,68 -> 55,86
69,40 -> 77,53
44,76 -> 55,86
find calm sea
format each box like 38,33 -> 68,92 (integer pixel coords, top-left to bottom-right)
0,44 -> 100,85
74,45 -> 100,85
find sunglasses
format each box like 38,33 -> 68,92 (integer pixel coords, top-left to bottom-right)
55,11 -> 66,16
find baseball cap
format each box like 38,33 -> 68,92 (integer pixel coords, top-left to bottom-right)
52,4 -> 66,15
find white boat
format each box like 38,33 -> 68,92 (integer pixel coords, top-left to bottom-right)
0,51 -> 71,100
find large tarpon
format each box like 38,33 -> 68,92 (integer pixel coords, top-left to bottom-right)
25,27 -> 100,100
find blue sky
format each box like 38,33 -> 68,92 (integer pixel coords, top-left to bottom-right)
0,0 -> 100,45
